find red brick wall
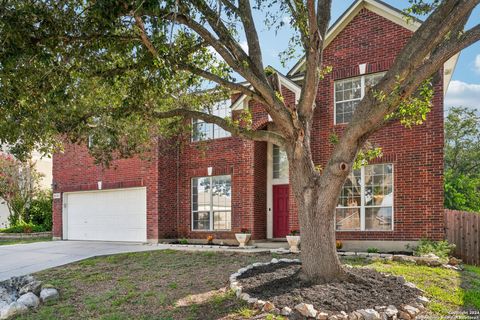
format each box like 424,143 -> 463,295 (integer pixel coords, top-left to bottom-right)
52,141 -> 161,241
305,8 -> 445,241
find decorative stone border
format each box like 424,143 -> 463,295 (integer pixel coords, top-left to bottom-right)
0,232 -> 52,240
169,244 -> 257,249
271,249 -> 462,271
230,258 -> 431,319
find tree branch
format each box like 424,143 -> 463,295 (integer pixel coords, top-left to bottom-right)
176,63 -> 267,104
297,0 -> 331,119
153,108 -> 286,146
238,0 -> 265,75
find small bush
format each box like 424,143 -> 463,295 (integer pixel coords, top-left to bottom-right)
28,190 -> 52,231
367,247 -> 379,253
0,221 -> 48,233
410,239 -> 456,259
179,238 -> 189,245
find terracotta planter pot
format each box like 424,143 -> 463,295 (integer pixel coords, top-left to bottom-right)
286,235 -> 301,253
235,233 -> 251,247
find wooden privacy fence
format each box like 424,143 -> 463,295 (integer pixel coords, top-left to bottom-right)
445,209 -> 480,266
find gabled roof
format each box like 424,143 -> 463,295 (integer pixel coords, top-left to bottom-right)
286,0 -> 458,96
231,67 -> 301,110
287,0 -> 422,77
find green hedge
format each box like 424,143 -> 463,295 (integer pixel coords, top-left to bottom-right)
0,222 -> 49,233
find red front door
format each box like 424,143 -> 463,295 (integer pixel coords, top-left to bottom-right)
273,184 -> 289,238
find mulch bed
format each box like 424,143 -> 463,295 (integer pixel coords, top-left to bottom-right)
237,262 -> 421,313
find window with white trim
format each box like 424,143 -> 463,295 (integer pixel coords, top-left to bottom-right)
336,163 -> 393,231
192,175 -> 231,231
273,145 -> 288,179
192,100 -> 231,141
334,72 -> 386,124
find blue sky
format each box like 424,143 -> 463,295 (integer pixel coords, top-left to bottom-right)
248,0 -> 480,112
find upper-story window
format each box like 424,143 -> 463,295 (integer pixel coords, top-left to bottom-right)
273,145 -> 288,179
192,100 -> 231,142
334,72 -> 386,124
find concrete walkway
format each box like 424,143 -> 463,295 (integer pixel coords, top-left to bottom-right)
0,241 -> 277,281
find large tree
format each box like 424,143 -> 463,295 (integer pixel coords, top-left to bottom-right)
1,0 -> 479,283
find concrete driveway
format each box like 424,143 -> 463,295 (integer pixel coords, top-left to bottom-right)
0,241 -> 169,281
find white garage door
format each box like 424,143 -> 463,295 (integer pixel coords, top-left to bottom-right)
64,188 -> 147,242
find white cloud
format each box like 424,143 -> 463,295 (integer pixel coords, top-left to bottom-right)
445,80 -> 480,111
475,54 -> 480,73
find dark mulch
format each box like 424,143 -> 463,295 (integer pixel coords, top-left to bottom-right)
237,262 -> 421,313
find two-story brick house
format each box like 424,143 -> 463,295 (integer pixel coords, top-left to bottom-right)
51,0 -> 457,251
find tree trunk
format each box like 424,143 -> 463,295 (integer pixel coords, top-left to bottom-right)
288,137 -> 350,283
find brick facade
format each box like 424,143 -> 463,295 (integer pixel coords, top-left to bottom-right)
52,5 -> 445,243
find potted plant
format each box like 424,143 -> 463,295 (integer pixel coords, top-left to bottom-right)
206,235 -> 214,245
235,228 -> 251,247
286,230 -> 300,253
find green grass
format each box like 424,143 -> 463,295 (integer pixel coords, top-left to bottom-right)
0,237 -> 51,246
345,258 -> 480,316
12,250 -> 480,320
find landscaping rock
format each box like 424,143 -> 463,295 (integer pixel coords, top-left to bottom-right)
39,288 -> 59,303
347,312 -> 358,320
295,303 -> 318,318
247,297 -> 258,304
271,258 -> 279,264
416,296 -> 429,306
358,309 -> 381,320
415,257 -> 442,267
392,255 -> 416,263
397,311 -> 411,320
262,301 -> 276,312
19,281 -> 42,296
281,306 -> 292,316
239,293 -> 250,301
352,311 -> 365,320
0,301 -> 28,320
16,293 -> 40,309
402,305 -> 419,318
0,288 -> 14,305
317,312 -> 329,319
385,305 -> 398,318
448,257 -> 462,266
254,300 -> 266,309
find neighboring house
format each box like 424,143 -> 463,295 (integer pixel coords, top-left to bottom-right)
51,0 -> 457,250
0,151 -> 53,228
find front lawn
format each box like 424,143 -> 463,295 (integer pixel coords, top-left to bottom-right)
14,251 -> 480,320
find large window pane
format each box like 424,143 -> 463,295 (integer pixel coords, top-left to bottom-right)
192,175 -> 232,231
273,145 -> 289,179
193,212 -> 210,230
336,207 -> 361,231
365,207 -> 392,231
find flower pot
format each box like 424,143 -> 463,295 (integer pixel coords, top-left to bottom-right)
286,235 -> 301,253
235,233 -> 251,247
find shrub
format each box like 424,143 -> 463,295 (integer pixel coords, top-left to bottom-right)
0,221 -> 48,233
367,247 -> 379,253
410,239 -> 456,259
179,238 -> 188,245
288,230 -> 300,236
28,190 -> 52,231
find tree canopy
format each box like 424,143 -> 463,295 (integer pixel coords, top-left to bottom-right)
444,107 -> 480,212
